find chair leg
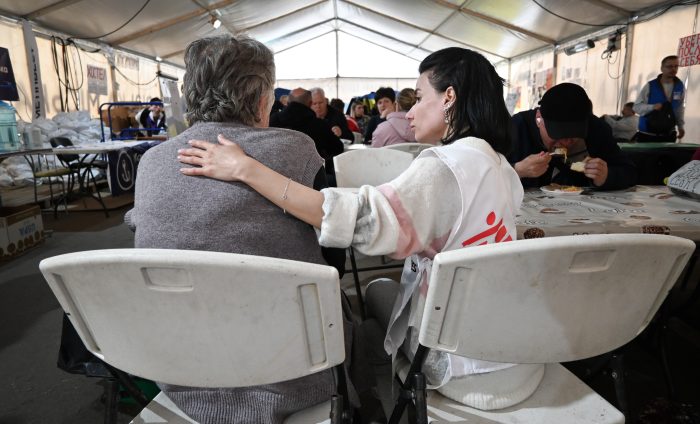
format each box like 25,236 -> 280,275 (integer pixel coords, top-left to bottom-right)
388,345 -> 429,424
331,362 -> 354,423
330,394 -> 344,424
659,322 -> 677,399
104,364 -> 150,408
412,373 -> 428,424
88,168 -> 109,218
610,353 -> 629,420
33,175 -> 39,205
58,176 -> 68,217
349,247 -> 366,320
104,378 -> 119,424
53,175 -> 72,218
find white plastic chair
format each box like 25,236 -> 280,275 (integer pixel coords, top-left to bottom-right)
333,148 -> 414,317
333,148 -> 413,188
388,234 -> 695,424
39,249 -> 348,424
383,143 -> 434,158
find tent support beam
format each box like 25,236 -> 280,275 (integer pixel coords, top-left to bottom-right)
338,29 -> 423,64
163,16 -> 340,59
110,0 -> 236,45
431,0 -> 556,45
243,1 -> 327,32
190,0 -> 236,35
619,26 -> 634,112
344,0 -> 505,58
583,0 -> 631,17
24,0 -> 84,20
334,0 -> 340,99
274,30 -> 335,55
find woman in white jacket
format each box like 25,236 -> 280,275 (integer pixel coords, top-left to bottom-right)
370,88 -> 417,147
177,47 -> 538,411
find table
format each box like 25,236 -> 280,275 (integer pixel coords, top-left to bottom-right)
1,148 -> 53,162
516,185 -> 700,242
50,141 -> 157,214
51,140 -> 150,155
618,142 -> 700,185
52,140 -> 156,195
518,185 -> 700,379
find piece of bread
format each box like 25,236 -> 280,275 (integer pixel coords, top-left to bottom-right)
570,156 -> 590,173
570,161 -> 586,172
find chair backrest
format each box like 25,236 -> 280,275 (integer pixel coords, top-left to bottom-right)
419,234 -> 695,364
49,136 -> 79,164
333,148 -> 413,187
39,249 -> 345,388
383,143 -> 434,158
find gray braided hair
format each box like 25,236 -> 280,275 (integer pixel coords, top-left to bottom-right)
183,35 -> 275,126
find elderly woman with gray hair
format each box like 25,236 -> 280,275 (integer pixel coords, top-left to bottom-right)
125,35 -> 345,423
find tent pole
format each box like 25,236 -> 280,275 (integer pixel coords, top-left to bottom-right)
619,26 -> 634,113
335,29 -> 339,100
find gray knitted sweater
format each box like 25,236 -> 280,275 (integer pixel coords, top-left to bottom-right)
126,121 -> 335,423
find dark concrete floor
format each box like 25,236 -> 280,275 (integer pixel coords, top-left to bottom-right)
0,208 -> 138,423
1,207 -> 699,423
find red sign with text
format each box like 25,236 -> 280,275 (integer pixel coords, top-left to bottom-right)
678,33 -> 700,67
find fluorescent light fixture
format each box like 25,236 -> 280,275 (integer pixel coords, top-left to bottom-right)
564,39 -> 595,56
210,15 -> 221,29
155,56 -> 162,62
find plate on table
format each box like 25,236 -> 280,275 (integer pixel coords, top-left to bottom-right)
540,184 -> 584,195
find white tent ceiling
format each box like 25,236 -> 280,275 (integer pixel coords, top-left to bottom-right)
0,0 -> 680,74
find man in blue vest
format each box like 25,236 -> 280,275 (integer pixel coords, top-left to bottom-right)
633,55 -> 685,143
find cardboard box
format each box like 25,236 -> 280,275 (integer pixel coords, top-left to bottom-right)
100,106 -> 139,134
0,204 -> 44,260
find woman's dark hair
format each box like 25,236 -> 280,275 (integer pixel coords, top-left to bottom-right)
418,47 -> 511,155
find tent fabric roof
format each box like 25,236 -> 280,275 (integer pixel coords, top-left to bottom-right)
0,0 -> 675,69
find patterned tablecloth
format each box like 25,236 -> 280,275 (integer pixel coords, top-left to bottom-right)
516,185 -> 700,242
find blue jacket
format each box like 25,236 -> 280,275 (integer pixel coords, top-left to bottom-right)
638,76 -> 684,133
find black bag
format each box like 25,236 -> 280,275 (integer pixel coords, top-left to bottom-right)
57,313 -> 110,377
644,101 -> 676,134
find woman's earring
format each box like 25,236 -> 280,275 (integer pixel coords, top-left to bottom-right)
443,101 -> 454,124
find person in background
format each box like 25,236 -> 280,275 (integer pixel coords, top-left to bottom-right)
363,87 -> 396,143
270,87 -> 344,186
603,102 -> 639,142
177,47 -> 541,411
370,87 -> 417,147
269,94 -> 286,115
310,88 -> 353,141
509,82 -> 636,190
330,97 -> 360,133
126,35 -> 344,424
634,55 -> 685,143
136,97 -> 167,136
329,98 -> 345,113
350,101 -> 370,135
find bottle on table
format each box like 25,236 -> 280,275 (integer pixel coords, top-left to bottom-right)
0,101 -> 20,151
